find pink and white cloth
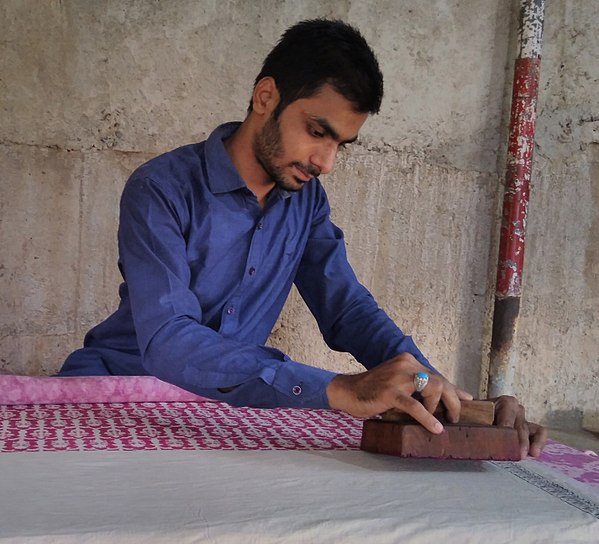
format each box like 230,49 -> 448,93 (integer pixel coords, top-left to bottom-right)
0,401 -> 362,453
1,375 -> 598,493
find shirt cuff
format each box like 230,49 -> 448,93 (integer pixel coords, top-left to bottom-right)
264,359 -> 337,409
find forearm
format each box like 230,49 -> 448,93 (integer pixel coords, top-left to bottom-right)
141,317 -> 336,409
299,278 -> 438,373
325,294 -> 437,372
294,202 -> 436,374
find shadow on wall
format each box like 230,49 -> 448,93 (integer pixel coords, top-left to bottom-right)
544,408 -> 583,429
585,143 -> 599,301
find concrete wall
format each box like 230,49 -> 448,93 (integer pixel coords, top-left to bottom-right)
1,0 -> 597,427
513,0 -> 599,428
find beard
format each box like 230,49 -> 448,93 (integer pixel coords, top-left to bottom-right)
253,114 -> 319,192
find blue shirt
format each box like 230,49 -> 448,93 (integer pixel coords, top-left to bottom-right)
61,122 -> 436,408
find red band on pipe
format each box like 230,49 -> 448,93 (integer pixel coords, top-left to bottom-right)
496,57 -> 541,298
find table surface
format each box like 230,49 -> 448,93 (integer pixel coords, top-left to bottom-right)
1,377 -> 598,543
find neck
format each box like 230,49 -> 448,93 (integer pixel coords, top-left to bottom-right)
224,119 -> 274,206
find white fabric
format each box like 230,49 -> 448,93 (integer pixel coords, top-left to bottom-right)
524,457 -> 599,505
1,450 -> 597,543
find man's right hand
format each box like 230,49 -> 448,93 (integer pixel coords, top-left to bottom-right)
326,353 -> 473,434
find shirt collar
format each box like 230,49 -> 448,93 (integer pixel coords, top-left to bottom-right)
204,122 -> 291,200
205,122 -> 247,194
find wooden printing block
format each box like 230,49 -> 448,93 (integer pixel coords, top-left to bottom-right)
361,400 -> 522,460
380,399 -> 496,426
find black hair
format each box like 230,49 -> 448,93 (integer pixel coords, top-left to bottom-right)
250,19 -> 384,116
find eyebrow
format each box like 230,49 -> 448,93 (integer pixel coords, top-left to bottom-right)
309,116 -> 359,145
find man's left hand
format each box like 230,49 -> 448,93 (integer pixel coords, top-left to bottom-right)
492,395 -> 547,459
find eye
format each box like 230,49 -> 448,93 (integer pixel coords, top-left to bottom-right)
308,125 -> 325,138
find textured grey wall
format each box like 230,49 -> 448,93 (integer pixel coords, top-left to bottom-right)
1,0 -> 597,427
513,0 -> 599,428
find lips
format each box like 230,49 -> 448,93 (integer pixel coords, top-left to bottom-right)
293,165 -> 311,182
293,164 -> 319,182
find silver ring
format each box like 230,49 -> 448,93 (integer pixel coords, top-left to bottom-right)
414,372 -> 429,392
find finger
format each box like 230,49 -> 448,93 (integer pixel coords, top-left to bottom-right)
456,388 -> 474,401
421,378 -> 442,415
528,423 -> 548,457
440,385 -> 462,424
509,403 -> 530,459
422,392 -> 441,416
493,395 -> 520,428
516,419 -> 530,460
396,395 -> 444,434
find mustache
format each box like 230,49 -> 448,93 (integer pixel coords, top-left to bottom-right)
292,162 -> 321,178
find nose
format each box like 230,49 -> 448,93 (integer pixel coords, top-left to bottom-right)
310,142 -> 338,175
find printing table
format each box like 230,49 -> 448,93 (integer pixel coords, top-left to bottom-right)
1,376 -> 598,543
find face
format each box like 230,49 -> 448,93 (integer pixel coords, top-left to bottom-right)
253,84 -> 368,192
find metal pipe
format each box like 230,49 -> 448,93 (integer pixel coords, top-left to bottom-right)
488,0 -> 545,398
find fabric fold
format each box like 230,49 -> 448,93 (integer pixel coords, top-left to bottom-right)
0,375 -> 207,405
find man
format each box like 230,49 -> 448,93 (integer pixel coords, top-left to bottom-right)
59,19 -> 545,458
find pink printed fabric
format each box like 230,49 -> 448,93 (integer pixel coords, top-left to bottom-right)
0,375 -> 207,405
532,440 -> 599,487
1,376 -> 598,491
0,398 -> 597,490
0,401 -> 362,453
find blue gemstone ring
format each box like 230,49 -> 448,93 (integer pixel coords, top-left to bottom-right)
414,372 -> 429,392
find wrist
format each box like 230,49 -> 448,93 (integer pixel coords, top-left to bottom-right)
326,374 -> 350,411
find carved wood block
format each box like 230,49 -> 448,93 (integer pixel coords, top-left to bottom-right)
381,399 -> 495,426
361,419 -> 521,460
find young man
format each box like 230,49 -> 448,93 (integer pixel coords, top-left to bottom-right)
59,19 -> 545,457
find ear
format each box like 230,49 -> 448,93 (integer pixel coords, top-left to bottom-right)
251,77 -> 280,116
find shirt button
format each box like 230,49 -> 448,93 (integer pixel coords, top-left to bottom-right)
257,221 -> 264,230
292,385 -> 302,396
226,307 -> 235,315
248,266 -> 256,276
